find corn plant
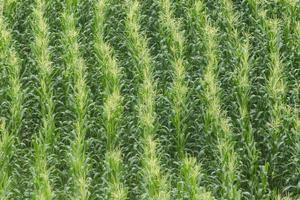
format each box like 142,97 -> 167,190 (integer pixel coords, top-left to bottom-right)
0,4 -> 23,199
233,37 -> 262,198
0,0 -> 299,199
216,0 -> 240,95
215,1 -> 263,197
280,0 -> 300,106
214,2 -> 263,197
105,150 -> 127,200
288,20 -> 300,194
0,1 -> 22,146
141,135 -> 170,200
201,24 -> 240,200
291,110 -> 300,194
156,1 -> 217,198
125,0 -> 156,139
30,0 -> 55,198
188,1 -> 241,199
157,0 -> 188,159
246,0 -> 296,191
61,1 -> 89,199
93,0 -> 127,199
125,1 -> 170,199
265,19 -> 287,188
176,156 -> 214,200
0,120 -> 13,200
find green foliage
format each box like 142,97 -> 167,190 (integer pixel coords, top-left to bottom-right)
0,4 -> 22,199
61,1 -> 89,199
105,150 -> 127,200
0,120 -> 13,200
177,156 -> 214,200
157,0 -> 188,159
31,1 -> 55,198
93,0 -> 127,199
0,0 -> 299,199
125,1 -> 170,199
200,20 -> 241,200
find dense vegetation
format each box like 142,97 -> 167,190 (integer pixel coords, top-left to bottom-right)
0,0 -> 299,199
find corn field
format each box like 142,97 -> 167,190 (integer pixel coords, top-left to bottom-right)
0,0 -> 299,199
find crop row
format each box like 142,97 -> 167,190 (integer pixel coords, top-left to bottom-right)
0,0 -> 299,199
